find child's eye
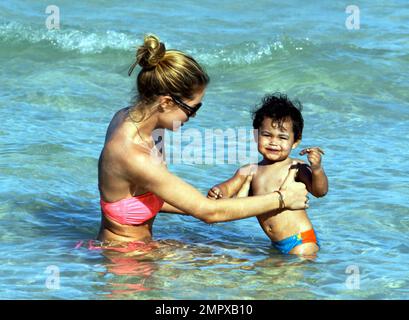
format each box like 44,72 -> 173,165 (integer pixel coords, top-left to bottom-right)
280,136 -> 288,140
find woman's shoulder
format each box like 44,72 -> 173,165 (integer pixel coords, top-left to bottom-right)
105,139 -> 152,161
114,106 -> 131,117
104,107 -> 130,142
117,142 -> 165,171
100,143 -> 162,190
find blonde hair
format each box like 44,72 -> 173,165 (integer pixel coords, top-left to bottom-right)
128,34 -> 209,121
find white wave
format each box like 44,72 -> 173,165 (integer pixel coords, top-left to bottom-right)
0,22 -> 311,66
0,21 -> 137,53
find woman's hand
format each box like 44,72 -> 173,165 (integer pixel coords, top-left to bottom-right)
279,161 -> 309,210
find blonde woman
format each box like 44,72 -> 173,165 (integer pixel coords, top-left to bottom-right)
97,34 -> 308,244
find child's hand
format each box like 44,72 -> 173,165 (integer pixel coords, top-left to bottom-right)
207,186 -> 223,199
299,147 -> 325,171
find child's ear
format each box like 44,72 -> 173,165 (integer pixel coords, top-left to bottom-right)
292,139 -> 301,150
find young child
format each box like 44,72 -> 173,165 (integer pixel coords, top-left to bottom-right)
207,93 -> 328,256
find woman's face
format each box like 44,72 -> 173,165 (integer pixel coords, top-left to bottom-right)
161,88 -> 206,131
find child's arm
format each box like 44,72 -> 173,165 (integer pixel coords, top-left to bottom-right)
207,164 -> 256,199
296,147 -> 328,198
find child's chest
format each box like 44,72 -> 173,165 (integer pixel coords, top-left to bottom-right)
251,164 -> 291,195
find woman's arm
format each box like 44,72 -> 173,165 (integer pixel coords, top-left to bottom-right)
161,202 -> 188,215
123,151 -> 308,224
165,169 -> 254,214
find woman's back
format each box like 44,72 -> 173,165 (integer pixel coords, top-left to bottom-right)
98,107 -> 150,203
97,108 -> 160,242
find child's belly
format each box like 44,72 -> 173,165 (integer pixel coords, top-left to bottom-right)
257,210 -> 313,242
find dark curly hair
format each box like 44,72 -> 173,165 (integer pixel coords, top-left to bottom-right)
252,93 -> 304,141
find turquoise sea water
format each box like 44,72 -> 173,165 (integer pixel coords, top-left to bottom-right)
1,0 -> 408,299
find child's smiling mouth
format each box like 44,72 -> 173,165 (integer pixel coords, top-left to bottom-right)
265,147 -> 280,152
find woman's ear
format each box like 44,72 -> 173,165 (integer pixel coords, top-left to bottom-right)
158,96 -> 174,113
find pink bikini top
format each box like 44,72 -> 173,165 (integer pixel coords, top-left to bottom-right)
100,192 -> 164,225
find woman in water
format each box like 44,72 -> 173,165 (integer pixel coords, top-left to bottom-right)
97,34 -> 308,244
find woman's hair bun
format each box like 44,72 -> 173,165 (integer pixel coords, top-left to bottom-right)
128,34 -> 166,76
136,34 -> 166,69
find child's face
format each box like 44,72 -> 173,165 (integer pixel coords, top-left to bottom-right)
256,117 -> 300,162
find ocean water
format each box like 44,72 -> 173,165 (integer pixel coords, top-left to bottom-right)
1,0 -> 408,300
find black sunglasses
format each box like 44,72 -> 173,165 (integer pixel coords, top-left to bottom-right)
170,95 -> 202,117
